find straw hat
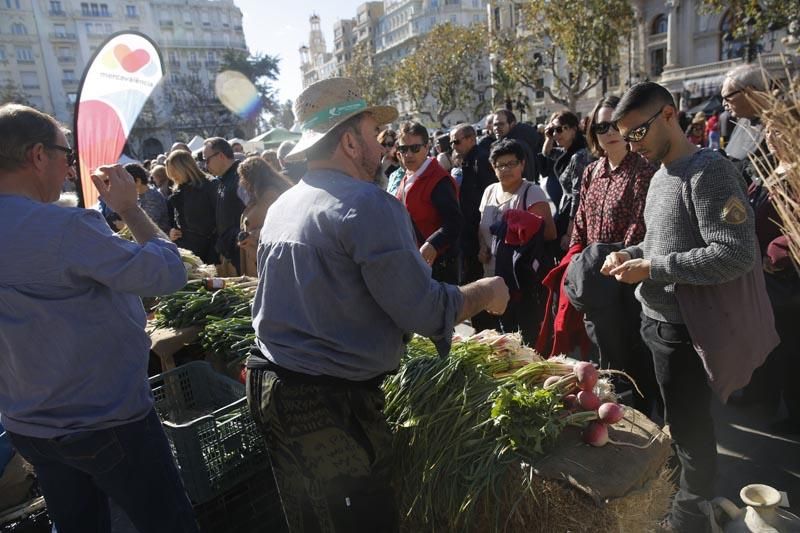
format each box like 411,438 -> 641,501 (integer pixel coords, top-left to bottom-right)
691,111 -> 707,124
285,77 -> 398,162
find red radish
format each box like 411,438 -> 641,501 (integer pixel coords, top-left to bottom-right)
598,402 -> 624,424
582,421 -> 609,447
562,394 -> 579,410
574,362 -> 598,391
544,375 -> 561,388
577,390 -> 601,411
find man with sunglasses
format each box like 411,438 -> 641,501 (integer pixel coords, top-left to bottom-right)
601,83 -> 760,533
0,104 -> 198,532
450,123 -> 497,287
395,121 -> 463,284
202,137 -> 244,276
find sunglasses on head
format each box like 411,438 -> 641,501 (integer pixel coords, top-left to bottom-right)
591,121 -> 619,135
396,143 -> 425,154
621,106 -> 665,143
546,125 -> 566,137
382,140 -> 395,148
46,144 -> 76,166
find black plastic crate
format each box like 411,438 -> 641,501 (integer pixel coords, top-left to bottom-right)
149,361 -> 267,504
194,467 -> 287,533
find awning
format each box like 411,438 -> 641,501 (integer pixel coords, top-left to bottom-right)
682,74 -> 725,98
687,96 -> 723,115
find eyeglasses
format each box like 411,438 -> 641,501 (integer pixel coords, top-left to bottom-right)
546,125 -> 566,137
46,144 -> 76,166
721,89 -> 742,102
620,107 -> 665,143
203,152 -> 221,163
396,144 -> 425,154
382,141 -> 396,148
591,122 -> 619,135
493,159 -> 521,172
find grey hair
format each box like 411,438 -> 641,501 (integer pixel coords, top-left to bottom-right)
725,64 -> 768,91
0,104 -> 63,172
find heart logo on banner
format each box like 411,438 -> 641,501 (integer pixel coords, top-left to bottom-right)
112,44 -> 151,73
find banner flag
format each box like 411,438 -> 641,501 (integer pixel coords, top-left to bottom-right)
74,31 -> 164,208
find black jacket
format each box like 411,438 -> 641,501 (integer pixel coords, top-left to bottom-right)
504,123 -> 543,183
214,160 -> 244,260
459,144 -> 497,256
167,178 -> 218,264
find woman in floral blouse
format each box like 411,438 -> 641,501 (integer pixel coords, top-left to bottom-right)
570,95 -> 659,418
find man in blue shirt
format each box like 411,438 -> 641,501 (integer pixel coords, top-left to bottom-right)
246,78 -> 509,532
0,104 -> 197,533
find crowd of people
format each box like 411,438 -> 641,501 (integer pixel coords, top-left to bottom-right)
0,60 -> 798,533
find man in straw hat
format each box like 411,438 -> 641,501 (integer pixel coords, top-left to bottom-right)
245,78 -> 509,532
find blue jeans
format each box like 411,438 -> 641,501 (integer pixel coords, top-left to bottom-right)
7,409 -> 198,533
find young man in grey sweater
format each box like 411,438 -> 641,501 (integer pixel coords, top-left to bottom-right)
601,82 -> 755,532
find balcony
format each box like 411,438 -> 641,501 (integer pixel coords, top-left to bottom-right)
126,13 -> 139,19
187,60 -> 201,69
62,78 -> 78,87
49,9 -> 67,16
159,20 -> 174,27
168,60 -> 180,68
50,32 -> 77,41
205,60 -> 218,69
57,55 -> 76,63
17,59 -> 35,65
22,83 -> 39,89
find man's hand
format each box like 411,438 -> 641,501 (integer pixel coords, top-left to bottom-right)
600,251 -> 631,276
483,276 -> 510,315
609,258 -> 651,284
91,165 -> 138,215
420,242 -> 437,265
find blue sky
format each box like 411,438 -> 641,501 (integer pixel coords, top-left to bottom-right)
235,0 -> 367,105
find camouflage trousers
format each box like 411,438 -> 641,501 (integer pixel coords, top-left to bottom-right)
246,367 -> 399,533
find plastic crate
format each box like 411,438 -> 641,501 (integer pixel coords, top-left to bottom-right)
149,361 -> 267,505
194,466 -> 287,533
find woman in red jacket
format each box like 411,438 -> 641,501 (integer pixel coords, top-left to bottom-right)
395,122 -> 463,284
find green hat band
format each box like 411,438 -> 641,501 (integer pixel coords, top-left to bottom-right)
301,99 -> 367,131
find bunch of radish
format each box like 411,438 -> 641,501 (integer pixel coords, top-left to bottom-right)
543,361 -> 652,449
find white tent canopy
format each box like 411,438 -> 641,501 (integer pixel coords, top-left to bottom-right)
186,135 -> 205,152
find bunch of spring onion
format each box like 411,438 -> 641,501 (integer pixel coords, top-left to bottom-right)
152,278 -> 257,329
384,332 -> 652,530
198,316 -> 256,367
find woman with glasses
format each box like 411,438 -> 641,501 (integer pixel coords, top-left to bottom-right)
537,110 -> 593,252
570,95 -> 659,416
377,128 -> 400,189
165,150 -> 218,265
394,121 -> 462,284
478,139 -> 556,344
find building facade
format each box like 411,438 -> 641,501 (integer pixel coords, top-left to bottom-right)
488,0 -> 794,122
299,0 -> 490,126
0,0 -> 249,157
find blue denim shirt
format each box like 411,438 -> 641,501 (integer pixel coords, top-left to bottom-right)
249,169 -> 463,380
0,195 -> 187,438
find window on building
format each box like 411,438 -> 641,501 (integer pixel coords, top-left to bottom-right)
104,23 -> 112,33
29,96 -> 44,109
493,7 -> 500,31
125,5 -> 136,17
201,12 -> 209,26
5,0 -> 21,9
90,3 -> 99,16
20,71 -> 38,89
650,47 -> 666,77
534,78 -> 545,100
445,0 -> 460,5
80,3 -> 89,15
473,0 -> 479,7
11,23 -> 27,35
50,0 -> 63,13
0,49 -> 6,60
15,46 -> 33,62
720,11 -> 747,60
183,12 -> 192,25
84,22 -> 92,33
652,14 -> 667,35
58,46 -> 70,58
430,0 -> 438,7
99,3 -> 109,16
63,69 -> 75,81
54,24 -> 66,37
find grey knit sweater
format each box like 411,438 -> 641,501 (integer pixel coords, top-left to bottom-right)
623,149 -> 756,323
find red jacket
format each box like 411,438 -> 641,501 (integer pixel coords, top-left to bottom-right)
396,158 -> 458,246
536,244 -> 592,358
